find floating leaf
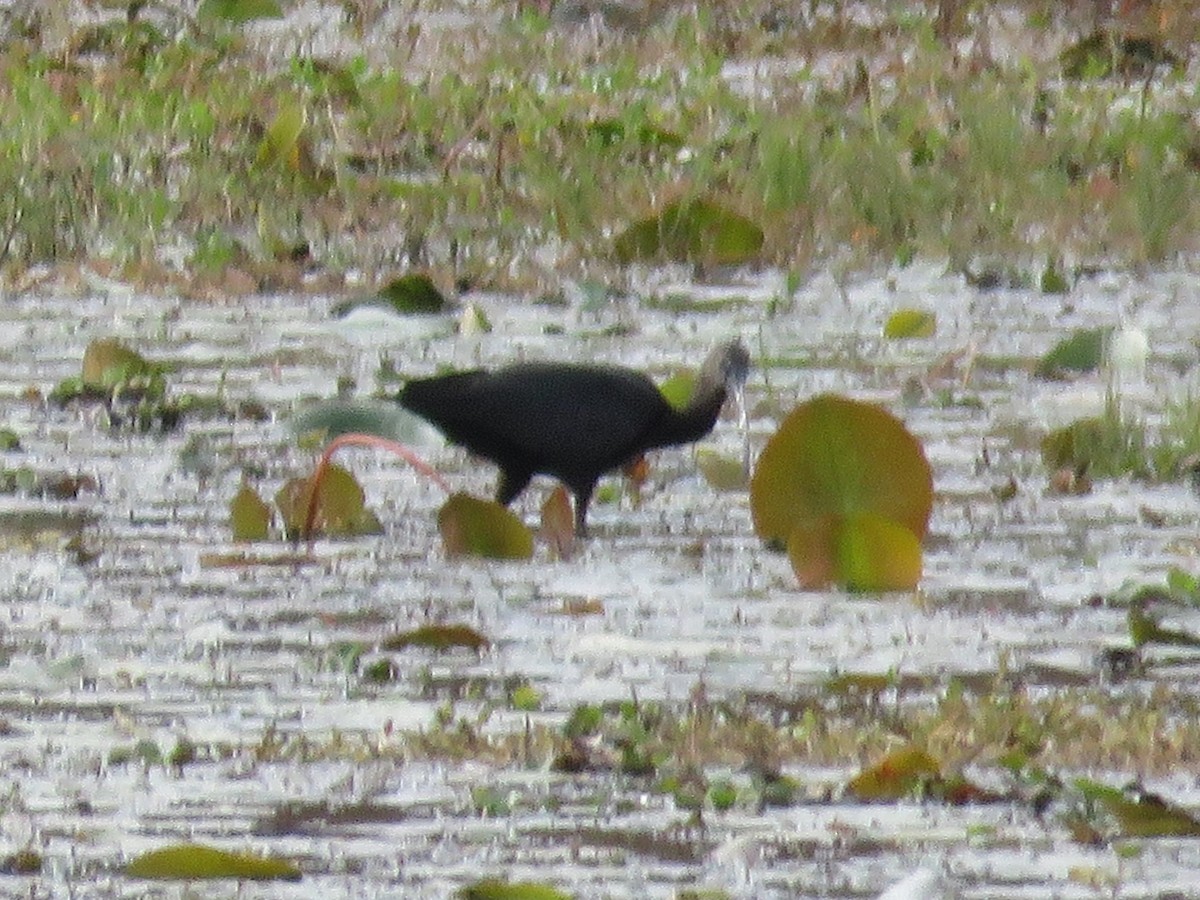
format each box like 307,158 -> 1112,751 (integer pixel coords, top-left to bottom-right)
883,309 -> 936,339
844,746 -> 999,804
510,683 -> 542,711
0,850 -> 41,874
332,273 -> 448,318
1034,327 -> 1112,379
197,0 -> 284,25
750,395 -> 931,591
848,746 -> 941,800
459,870 -> 564,891
292,400 -> 418,443
438,493 -> 534,559
694,448 -> 747,491
382,623 -> 491,653
1127,605 -> 1200,649
81,338 -> 155,389
658,371 -> 696,411
229,485 -> 271,541
458,301 -> 492,335
1075,779 -> 1200,838
787,511 -> 922,593
277,464 -> 380,539
125,844 -> 301,881
613,198 -> 764,266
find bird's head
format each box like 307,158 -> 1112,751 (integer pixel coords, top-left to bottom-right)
706,339 -> 750,391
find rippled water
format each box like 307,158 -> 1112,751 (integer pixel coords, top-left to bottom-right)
0,262 -> 1196,897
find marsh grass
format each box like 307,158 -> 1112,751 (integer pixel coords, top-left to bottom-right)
0,3 -> 1197,287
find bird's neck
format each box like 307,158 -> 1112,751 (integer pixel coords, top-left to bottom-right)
645,388 -> 727,450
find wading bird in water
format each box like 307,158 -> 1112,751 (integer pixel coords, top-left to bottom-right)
305,340 -> 750,538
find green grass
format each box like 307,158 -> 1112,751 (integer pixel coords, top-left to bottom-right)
0,3 -> 1197,287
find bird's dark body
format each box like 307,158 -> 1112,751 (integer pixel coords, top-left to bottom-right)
397,344 -> 748,534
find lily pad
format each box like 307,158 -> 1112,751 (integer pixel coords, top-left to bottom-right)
750,395 -> 932,591
1075,779 -> 1200,838
331,273 -> 449,318
382,623 -> 491,653
613,198 -> 763,267
277,464 -> 382,539
1034,327 -> 1112,379
694,448 -> 747,492
438,493 -> 534,560
883,309 -> 936,339
81,338 -> 157,390
230,484 -> 272,541
125,843 -> 300,881
458,877 -> 573,899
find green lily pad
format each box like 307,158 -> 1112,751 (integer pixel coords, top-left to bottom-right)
458,878 -> 573,899
883,309 -> 936,339
277,464 -> 381,539
613,198 -> 763,267
694,448 -> 747,492
438,492 -> 534,560
750,395 -> 932,591
332,273 -> 448,318
1034,327 -> 1112,379
125,843 -> 301,881
381,623 -> 491,653
1075,779 -> 1200,838
81,338 -> 157,390
787,510 -> 923,593
230,484 -> 272,541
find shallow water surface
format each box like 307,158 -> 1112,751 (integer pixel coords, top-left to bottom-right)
0,264 -> 1198,897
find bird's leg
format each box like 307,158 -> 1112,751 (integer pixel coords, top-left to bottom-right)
496,468 -> 532,506
572,482 -> 595,537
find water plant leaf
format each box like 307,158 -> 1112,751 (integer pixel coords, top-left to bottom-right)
1074,780 -> 1200,838
125,843 -> 301,881
847,746 -> 941,801
292,400 -> 417,443
458,883 -> 571,900
277,464 -> 380,539
787,511 -> 923,592
81,338 -> 155,389
1127,605 -> 1200,649
612,198 -> 764,267
0,850 -> 41,874
332,273 -> 448,318
658,371 -> 696,411
694,448 -> 747,491
197,0 -> 284,25
1034,327 -> 1112,379
883,309 -> 936,339
750,395 -> 932,591
382,624 -> 491,653
458,302 -> 492,334
438,492 -> 534,559
229,484 -> 272,541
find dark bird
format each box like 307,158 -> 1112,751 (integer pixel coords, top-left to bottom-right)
398,340 -> 750,535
